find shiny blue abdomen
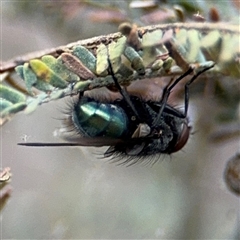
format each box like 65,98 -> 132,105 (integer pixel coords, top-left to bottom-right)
72,98 -> 128,138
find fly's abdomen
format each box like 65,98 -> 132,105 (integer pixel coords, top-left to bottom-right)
72,99 -> 128,138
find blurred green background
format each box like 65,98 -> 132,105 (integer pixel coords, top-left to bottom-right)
1,1 -> 239,239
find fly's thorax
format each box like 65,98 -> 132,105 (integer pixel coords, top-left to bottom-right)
103,99 -> 191,157
132,112 -> 189,155
72,97 -> 129,138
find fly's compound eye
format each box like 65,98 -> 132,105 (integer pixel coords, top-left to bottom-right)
172,120 -> 191,153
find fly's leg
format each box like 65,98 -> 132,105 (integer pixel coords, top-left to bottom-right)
183,64 -> 214,117
107,58 -> 141,120
153,62 -> 214,127
152,67 -> 193,127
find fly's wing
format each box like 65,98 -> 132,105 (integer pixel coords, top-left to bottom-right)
18,137 -> 125,147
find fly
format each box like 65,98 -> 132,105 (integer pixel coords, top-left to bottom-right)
18,60 -> 214,165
